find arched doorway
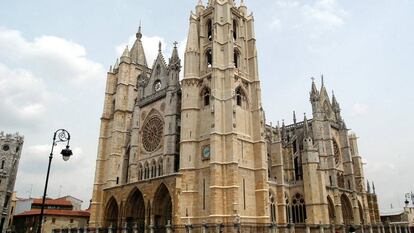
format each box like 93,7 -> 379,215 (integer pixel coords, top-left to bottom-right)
104,197 -> 119,228
341,194 -> 354,226
327,196 -> 336,223
153,184 -> 172,233
125,188 -> 146,233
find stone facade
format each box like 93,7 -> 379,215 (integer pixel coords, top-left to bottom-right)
89,1 -> 381,232
0,132 -> 23,233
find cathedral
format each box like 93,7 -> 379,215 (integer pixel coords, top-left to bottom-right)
89,0 -> 381,232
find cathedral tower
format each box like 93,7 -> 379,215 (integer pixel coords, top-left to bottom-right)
179,0 -> 269,226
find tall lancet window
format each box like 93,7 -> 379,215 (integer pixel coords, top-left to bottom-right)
235,87 -> 247,108
233,19 -> 238,41
234,49 -> 240,68
202,88 -> 211,106
206,49 -> 213,68
207,19 -> 213,41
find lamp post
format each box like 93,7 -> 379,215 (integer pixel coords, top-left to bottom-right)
37,129 -> 73,233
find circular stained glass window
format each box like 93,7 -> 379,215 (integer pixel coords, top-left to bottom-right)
142,116 -> 163,152
2,145 -> 9,151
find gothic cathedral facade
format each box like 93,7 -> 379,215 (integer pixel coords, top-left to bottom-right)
90,0 -> 380,232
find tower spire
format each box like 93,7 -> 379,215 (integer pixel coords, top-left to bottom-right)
310,77 -> 320,102
130,24 -> 148,66
303,113 -> 310,137
367,179 -> 371,193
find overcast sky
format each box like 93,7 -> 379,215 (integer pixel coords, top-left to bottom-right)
0,0 -> 413,211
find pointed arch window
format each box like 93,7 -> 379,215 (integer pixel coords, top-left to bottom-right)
1,160 -> 4,169
158,159 -> 163,176
206,49 -> 213,68
138,164 -> 143,180
207,19 -> 213,41
294,156 -> 303,181
290,193 -> 307,223
233,19 -> 238,41
235,87 -> 246,107
202,88 -> 211,106
233,49 -> 240,68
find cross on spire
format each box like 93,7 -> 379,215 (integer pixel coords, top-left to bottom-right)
173,41 -> 178,48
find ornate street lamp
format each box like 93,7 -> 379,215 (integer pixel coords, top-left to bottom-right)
37,129 -> 73,233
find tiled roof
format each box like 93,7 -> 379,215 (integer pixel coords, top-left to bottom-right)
32,198 -> 72,206
14,209 -> 90,218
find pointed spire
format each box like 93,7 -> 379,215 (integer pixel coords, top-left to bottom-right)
113,58 -> 119,70
122,45 -> 130,57
130,24 -> 148,66
331,91 -> 340,112
169,41 -> 181,72
136,21 -> 142,40
372,181 -> 376,194
158,41 -> 162,53
367,179 -> 371,193
310,77 -> 320,102
303,113 -> 310,137
293,111 -> 297,125
109,65 -> 113,73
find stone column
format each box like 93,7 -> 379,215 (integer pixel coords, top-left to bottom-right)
306,224 -> 311,233
398,225 -> 402,233
370,225 -> 374,233
361,225 -> 365,233
394,225 -> 398,233
381,225 -> 385,233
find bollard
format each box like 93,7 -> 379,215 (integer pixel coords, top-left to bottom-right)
382,225 -> 385,233
148,223 -> 154,233
306,224 -> 310,233
108,224 -> 113,233
370,225 -> 374,233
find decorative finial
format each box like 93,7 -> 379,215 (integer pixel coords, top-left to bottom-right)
321,74 -> 324,86
158,41 -> 162,52
293,111 -> 297,124
136,20 -> 142,40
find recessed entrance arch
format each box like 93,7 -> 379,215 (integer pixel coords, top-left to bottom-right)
341,194 -> 354,226
153,183 -> 172,233
104,197 -> 119,228
125,188 -> 146,233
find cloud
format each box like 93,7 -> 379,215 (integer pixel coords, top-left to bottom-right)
0,27 -> 105,85
0,64 -> 49,126
270,0 -> 347,37
351,102 -> 369,117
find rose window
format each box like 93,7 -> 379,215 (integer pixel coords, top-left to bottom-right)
142,116 -> 163,152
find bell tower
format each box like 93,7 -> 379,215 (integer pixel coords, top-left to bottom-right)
179,0 -> 269,227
